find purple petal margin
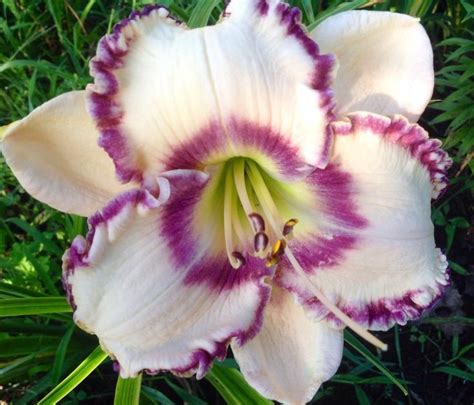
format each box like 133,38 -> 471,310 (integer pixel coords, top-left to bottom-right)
272,0 -> 336,168
86,5 -> 182,183
62,170 -> 274,379
331,113 -> 452,199
61,188 -> 161,310
87,0 -> 336,183
284,250 -> 450,331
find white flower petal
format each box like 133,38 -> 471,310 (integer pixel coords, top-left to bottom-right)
87,1 -> 335,183
232,287 -> 343,404
64,171 -> 272,378
311,11 -> 434,121
1,91 -> 131,216
278,113 -> 451,331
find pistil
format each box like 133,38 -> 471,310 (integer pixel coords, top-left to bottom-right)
243,159 -> 388,352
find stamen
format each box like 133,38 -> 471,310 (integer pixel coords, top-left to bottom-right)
223,164 -> 240,269
246,161 -> 388,351
285,248 -> 388,351
254,231 -> 269,254
249,213 -> 266,233
283,218 -> 298,236
265,238 -> 286,267
231,251 -> 246,268
233,159 -> 256,217
246,161 -> 283,232
271,238 -> 286,257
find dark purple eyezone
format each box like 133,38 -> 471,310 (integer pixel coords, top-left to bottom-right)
87,0 -> 336,184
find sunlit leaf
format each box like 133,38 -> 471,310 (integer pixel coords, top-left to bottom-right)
38,346 -> 108,404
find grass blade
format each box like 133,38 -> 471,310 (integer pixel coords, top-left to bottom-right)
432,366 -> 474,382
188,0 -> 220,28
7,217 -> 63,257
38,346 -> 108,404
51,323 -> 76,384
0,297 -> 72,317
344,331 -> 408,396
141,385 -> 174,405
114,375 -> 142,405
205,362 -> 272,405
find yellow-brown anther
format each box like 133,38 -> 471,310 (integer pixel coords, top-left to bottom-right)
265,239 -> 287,267
283,218 -> 299,236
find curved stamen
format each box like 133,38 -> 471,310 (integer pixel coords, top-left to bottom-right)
246,161 -> 388,351
233,158 -> 256,219
232,251 -> 246,267
223,163 -> 241,269
246,161 -> 284,232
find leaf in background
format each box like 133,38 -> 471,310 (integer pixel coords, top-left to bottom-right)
308,0 -> 380,30
205,362 -> 273,405
51,323 -> 76,384
165,378 -> 208,405
141,385 -> 175,405
38,346 -> 108,404
0,297 -> 72,317
7,217 -> 63,257
432,366 -> 474,382
354,385 -> 371,405
188,0 -> 220,28
344,331 -> 408,396
114,375 -> 142,405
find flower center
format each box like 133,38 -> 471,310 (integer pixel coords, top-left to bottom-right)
196,157 -> 387,351
197,157 -> 301,269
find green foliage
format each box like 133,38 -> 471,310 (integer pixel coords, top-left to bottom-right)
38,346 -> 108,404
429,1 -> 474,173
0,0 -> 472,404
205,362 -> 273,405
115,375 -> 143,405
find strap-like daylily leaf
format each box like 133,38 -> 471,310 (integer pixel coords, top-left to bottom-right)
0,281 -> 46,298
344,331 -> 408,396
51,323 -> 76,384
206,362 -> 273,405
165,378 -> 207,405
141,385 -> 174,405
188,0 -> 220,28
0,297 -> 72,317
308,0 -> 378,30
432,366 -> 474,382
38,346 -> 108,404
114,375 -> 142,405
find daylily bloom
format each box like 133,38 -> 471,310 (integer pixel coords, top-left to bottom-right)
1,0 -> 452,403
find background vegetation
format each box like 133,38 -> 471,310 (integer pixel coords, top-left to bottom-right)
0,0 -> 472,403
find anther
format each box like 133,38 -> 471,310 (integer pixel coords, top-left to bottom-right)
265,239 -> 287,267
254,231 -> 269,254
272,239 -> 286,256
283,218 -> 298,236
248,213 -> 265,233
231,251 -> 246,268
